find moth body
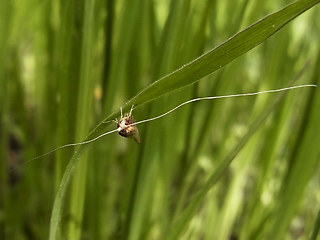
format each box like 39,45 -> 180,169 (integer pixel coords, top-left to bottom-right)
116,107 -> 140,144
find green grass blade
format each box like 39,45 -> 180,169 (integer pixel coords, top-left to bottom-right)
54,0 -> 81,189
66,0 -> 96,236
124,0 -> 320,109
49,149 -> 83,240
49,0 -> 97,239
310,209 -> 320,240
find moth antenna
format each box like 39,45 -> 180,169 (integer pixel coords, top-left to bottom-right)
12,84 -> 316,171
131,84 -> 317,127
129,105 -> 134,116
103,120 -> 115,124
10,128 -> 120,173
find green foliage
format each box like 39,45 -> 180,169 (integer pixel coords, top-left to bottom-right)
1,0 -> 320,239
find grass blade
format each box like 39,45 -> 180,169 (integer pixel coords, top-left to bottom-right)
310,209 -> 320,240
124,0 -> 320,109
49,0 -> 97,239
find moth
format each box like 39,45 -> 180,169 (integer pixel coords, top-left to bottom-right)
116,107 -> 140,144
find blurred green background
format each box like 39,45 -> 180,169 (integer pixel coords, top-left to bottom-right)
0,0 -> 320,239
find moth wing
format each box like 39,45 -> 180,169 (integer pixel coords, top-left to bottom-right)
132,126 -> 140,144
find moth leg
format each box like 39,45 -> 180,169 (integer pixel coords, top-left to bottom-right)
103,120 -> 115,124
129,105 -> 134,117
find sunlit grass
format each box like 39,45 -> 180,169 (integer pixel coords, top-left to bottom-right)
1,0 -> 320,240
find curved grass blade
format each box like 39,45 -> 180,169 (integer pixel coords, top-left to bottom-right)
49,0 -> 320,238
124,0 -> 320,109
310,209 -> 320,240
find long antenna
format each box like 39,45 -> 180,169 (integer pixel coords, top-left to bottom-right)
133,84 -> 317,126
9,128 -> 120,171
11,84 -> 316,171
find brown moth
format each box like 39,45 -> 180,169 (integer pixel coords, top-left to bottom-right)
116,106 -> 140,144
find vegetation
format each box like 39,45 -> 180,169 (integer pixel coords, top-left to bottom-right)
1,0 -> 320,239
